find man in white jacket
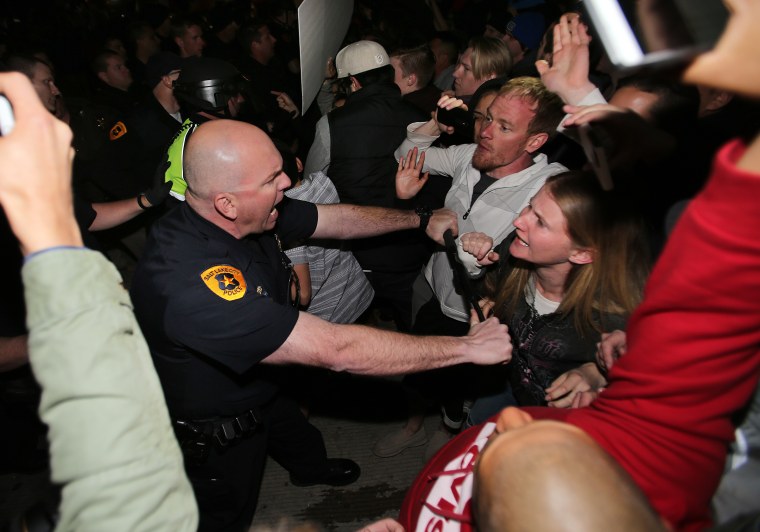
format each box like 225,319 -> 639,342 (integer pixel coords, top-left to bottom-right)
395,76 -> 567,330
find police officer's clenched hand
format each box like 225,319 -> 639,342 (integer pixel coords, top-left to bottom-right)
464,313 -> 512,365
425,208 -> 459,245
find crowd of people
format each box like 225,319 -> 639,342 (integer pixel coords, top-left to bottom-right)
0,0 -> 759,531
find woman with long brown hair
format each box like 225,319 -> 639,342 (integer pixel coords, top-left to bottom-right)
464,170 -> 650,421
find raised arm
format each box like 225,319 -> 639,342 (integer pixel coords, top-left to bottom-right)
0,73 -> 198,531
0,74 -> 80,254
535,14 -> 600,106
394,95 -> 472,178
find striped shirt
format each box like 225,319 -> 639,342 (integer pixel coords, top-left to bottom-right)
284,172 -> 374,323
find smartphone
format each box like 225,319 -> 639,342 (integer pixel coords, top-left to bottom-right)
437,106 -> 473,132
581,0 -> 728,73
0,95 -> 14,135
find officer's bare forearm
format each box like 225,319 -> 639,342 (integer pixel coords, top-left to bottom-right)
323,324 -> 467,375
313,204 -> 418,239
265,312 -> 511,373
270,315 -> 465,374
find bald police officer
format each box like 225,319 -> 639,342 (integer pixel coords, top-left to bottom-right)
130,120 -> 511,531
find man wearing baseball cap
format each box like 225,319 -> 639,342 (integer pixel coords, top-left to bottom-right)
304,40 -> 429,331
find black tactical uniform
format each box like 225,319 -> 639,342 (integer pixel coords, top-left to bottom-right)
131,198 -> 355,531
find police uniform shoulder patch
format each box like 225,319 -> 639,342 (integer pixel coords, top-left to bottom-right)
200,265 -> 247,301
109,121 -> 127,140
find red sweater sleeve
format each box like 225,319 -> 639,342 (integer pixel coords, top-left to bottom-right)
525,140 -> 760,531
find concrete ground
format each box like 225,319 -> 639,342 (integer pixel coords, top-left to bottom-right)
249,373 -> 443,532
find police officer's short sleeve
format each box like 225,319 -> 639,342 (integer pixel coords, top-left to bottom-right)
164,260 -> 299,374
276,197 -> 318,241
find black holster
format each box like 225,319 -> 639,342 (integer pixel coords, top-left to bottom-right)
173,409 -> 261,466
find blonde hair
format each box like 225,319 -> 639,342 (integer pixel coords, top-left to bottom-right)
491,172 -> 650,336
469,36 -> 512,81
498,76 -> 565,138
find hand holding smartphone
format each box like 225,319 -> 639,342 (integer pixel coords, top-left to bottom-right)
0,73 -> 81,255
437,106 -> 472,132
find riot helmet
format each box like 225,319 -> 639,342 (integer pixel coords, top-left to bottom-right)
173,56 -> 247,114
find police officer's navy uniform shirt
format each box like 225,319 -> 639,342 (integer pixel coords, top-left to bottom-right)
131,197 -> 318,419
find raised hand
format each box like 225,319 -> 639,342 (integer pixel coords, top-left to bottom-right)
433,94 -> 469,134
535,13 -> 597,105
396,147 -> 429,199
0,73 -> 80,255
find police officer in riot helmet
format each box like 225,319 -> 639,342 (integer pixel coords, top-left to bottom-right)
163,57 -> 250,202
173,56 -> 248,118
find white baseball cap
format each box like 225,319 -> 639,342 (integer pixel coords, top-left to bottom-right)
335,40 -> 390,78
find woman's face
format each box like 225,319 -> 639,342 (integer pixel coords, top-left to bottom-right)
509,186 -> 579,267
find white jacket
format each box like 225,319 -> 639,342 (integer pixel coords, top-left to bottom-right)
396,122 -> 567,321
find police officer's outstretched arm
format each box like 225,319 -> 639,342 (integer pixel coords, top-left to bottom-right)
264,310 -> 512,374
313,203 -> 459,245
0,73 -> 197,531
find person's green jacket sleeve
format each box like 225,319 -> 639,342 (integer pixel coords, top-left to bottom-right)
24,249 -> 198,531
